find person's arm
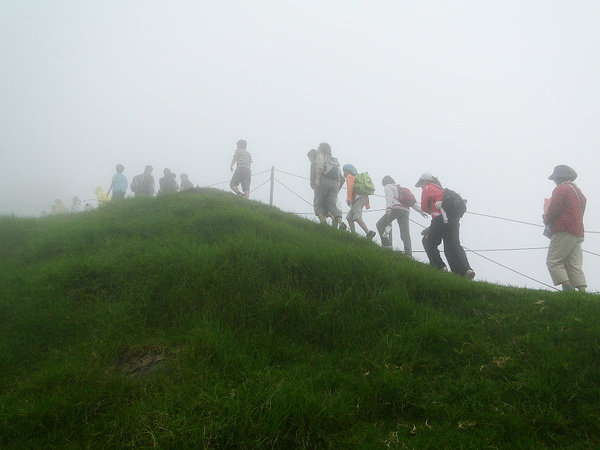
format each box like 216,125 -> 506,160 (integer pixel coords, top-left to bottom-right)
544,186 -> 565,225
384,185 -> 394,213
107,175 -> 115,195
411,202 -> 428,218
314,154 -> 325,188
346,175 -> 355,205
420,186 -> 430,214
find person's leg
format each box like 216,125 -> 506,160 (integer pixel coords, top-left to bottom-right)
241,169 -> 251,199
563,236 -> 586,291
443,219 -> 472,276
313,184 -> 328,223
396,210 -> 412,256
424,216 -> 446,270
322,178 -> 341,226
377,213 -> 394,247
350,197 -> 372,236
230,168 -> 242,195
347,218 -> 356,233
546,232 -> 575,288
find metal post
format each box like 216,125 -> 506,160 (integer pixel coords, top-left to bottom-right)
269,166 -> 275,206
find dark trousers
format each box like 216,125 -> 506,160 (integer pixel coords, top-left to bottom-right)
423,215 -> 471,275
111,191 -> 125,201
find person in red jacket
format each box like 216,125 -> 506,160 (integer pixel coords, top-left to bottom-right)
543,165 -> 587,292
416,172 -> 475,279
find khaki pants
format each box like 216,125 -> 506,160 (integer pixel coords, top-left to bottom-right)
546,232 -> 586,288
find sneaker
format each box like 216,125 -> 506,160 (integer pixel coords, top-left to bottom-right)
562,283 -> 574,291
366,230 -> 376,240
440,266 -> 448,273
237,191 -> 244,197
464,269 -> 476,280
339,222 -> 348,231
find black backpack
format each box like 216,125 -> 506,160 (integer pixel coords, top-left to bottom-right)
441,188 -> 466,220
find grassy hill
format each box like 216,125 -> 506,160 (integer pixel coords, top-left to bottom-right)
1,189 -> 600,449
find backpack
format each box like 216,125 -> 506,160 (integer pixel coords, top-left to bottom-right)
354,172 -> 376,195
322,155 -> 341,179
130,174 -> 144,193
441,188 -> 467,220
395,185 -> 416,207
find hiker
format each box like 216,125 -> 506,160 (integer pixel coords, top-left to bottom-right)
95,186 -> 111,206
132,165 -> 155,197
343,164 -> 375,239
71,196 -> 82,212
415,172 -> 475,279
230,139 -> 252,198
309,148 -> 340,226
52,199 -> 67,214
180,173 -> 195,191
159,168 -> 178,193
543,165 -> 587,292
313,143 -> 346,229
107,164 -> 127,201
376,176 -> 427,255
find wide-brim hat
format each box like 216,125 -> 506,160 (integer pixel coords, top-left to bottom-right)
548,165 -> 577,181
415,172 -> 435,187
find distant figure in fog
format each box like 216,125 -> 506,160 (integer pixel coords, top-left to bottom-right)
543,165 -> 587,292
107,164 -> 128,201
313,143 -> 346,229
159,168 -> 178,193
131,165 -> 155,197
180,173 -> 194,191
95,186 -> 111,206
52,199 -> 67,215
71,196 -> 82,212
230,139 -> 252,198
376,175 -> 427,255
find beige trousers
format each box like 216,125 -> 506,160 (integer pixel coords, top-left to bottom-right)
546,232 -> 586,288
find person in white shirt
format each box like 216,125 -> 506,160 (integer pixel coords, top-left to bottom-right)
376,175 -> 427,255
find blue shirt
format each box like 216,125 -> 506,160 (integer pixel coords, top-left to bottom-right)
112,173 -> 128,193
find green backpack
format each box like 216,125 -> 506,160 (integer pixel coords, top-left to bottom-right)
354,172 -> 376,195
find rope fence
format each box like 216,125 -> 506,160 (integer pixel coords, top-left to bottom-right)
216,166 -> 599,291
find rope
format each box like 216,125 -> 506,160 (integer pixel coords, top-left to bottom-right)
274,168 -> 310,181
464,246 -> 559,291
273,178 -> 314,207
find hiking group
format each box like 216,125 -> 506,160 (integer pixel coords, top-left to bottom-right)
50,136 -> 587,291
106,164 -> 197,201
307,143 -> 587,289
307,142 -> 475,279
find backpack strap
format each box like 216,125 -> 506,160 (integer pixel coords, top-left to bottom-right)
565,182 -> 584,209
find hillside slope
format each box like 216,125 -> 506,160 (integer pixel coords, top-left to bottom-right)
1,189 -> 599,449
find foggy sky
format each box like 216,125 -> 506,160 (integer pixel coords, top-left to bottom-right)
1,1 -> 599,291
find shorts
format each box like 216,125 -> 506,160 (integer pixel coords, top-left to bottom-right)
347,196 -> 367,222
230,167 -> 251,192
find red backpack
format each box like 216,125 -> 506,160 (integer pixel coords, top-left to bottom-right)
395,185 -> 416,207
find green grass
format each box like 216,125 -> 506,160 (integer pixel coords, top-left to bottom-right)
1,189 -> 600,448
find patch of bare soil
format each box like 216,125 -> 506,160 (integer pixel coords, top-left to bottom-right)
115,345 -> 178,378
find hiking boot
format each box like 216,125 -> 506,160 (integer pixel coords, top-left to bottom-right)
464,269 -> 476,280
366,230 -> 376,240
